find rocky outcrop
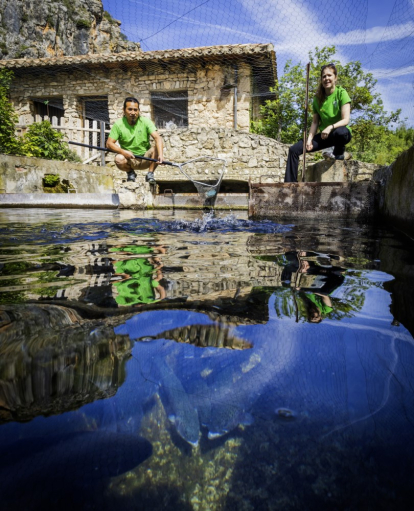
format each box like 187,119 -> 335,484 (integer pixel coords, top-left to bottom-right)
0,0 -> 140,59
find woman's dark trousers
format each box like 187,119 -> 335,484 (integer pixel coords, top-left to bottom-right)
284,127 -> 352,183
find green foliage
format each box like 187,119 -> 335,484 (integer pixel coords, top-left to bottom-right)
103,10 -> 117,23
251,46 -> 408,164
21,121 -> 80,162
0,70 -> 23,155
76,19 -> 92,29
15,45 -> 30,58
43,174 -> 60,187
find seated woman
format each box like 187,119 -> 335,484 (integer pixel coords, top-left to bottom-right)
284,63 -> 352,183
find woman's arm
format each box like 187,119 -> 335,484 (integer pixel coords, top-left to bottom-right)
321,103 -> 351,139
306,114 -> 319,151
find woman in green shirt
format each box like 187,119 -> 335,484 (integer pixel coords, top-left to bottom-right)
284,64 -> 352,182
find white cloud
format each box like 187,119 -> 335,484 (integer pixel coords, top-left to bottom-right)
333,22 -> 414,45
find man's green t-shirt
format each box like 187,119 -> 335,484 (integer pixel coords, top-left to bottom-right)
108,116 -> 157,155
312,86 -> 351,134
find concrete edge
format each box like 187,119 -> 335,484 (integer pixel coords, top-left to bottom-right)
0,193 -> 120,209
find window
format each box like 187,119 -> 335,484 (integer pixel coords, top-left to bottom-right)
32,97 -> 64,123
151,91 -> 188,128
82,96 -> 110,125
81,96 -> 110,147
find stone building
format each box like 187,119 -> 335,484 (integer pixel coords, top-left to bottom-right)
1,43 -> 277,134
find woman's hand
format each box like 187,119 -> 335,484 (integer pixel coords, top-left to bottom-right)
306,140 -> 313,151
321,125 -> 333,140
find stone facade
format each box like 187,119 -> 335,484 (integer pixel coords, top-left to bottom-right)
2,44 -> 276,135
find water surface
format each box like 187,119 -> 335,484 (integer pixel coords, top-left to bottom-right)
1,208 -> 414,510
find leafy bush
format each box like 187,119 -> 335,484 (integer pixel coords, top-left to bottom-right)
76,19 -> 92,29
21,121 -> 80,162
43,174 -> 60,187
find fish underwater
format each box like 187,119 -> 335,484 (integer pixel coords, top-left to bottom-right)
155,358 -> 200,447
0,430 -> 152,510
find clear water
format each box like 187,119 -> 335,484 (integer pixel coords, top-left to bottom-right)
1,208 -> 414,510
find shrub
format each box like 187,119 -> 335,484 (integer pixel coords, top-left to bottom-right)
43,174 -> 60,187
21,121 -> 80,162
76,19 -> 92,29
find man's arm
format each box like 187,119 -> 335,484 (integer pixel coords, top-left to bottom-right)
150,131 -> 164,163
106,137 -> 135,161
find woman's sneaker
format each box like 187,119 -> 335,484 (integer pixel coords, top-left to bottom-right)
127,171 -> 137,182
145,172 -> 156,183
322,149 -> 335,160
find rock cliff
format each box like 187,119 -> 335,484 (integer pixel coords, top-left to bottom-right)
0,0 -> 140,59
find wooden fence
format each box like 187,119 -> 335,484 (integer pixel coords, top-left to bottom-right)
16,116 -> 110,166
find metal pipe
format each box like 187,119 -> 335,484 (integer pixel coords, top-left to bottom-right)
302,63 -> 311,182
234,64 -> 238,129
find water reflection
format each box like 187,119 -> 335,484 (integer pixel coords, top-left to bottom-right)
1,210 -> 414,509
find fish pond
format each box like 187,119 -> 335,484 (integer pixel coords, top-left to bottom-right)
1,208 -> 414,510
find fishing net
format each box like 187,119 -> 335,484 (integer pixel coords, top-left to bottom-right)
175,157 -> 226,201
2,0 -> 412,169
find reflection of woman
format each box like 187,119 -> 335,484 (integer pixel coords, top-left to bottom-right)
284,63 -> 352,182
302,292 -> 333,323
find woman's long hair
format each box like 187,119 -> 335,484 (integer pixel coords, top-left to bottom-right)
315,64 -> 337,107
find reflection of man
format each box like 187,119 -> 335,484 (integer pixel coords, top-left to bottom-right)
106,97 -> 164,184
109,245 -> 166,305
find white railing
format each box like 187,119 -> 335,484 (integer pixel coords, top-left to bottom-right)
16,115 -> 110,165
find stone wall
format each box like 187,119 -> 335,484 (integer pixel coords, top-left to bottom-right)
11,62 -> 252,131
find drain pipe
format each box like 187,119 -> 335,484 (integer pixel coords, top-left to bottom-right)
233,64 -> 238,129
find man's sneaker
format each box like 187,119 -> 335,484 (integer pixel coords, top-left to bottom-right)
335,154 -> 345,161
127,171 -> 137,182
145,172 -> 156,183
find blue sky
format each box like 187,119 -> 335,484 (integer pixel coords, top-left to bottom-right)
103,0 -> 414,126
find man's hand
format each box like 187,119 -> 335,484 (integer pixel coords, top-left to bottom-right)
122,150 -> 135,160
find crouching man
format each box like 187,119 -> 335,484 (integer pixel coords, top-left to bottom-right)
106,97 -> 163,183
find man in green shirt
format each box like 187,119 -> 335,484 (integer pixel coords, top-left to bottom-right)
106,97 -> 164,183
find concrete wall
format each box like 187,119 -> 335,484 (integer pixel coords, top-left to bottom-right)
0,154 -> 114,194
306,159 -> 380,183
374,144 -> 414,236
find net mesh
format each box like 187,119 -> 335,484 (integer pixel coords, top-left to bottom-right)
1,0 -> 412,136
176,157 -> 226,201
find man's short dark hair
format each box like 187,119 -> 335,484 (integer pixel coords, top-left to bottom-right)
123,97 -> 140,109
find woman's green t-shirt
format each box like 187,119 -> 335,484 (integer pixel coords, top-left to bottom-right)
312,86 -> 351,134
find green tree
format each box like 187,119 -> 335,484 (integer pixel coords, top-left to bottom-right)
251,46 -> 403,163
0,69 -> 22,155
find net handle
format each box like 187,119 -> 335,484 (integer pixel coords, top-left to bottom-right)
68,141 -> 226,186
68,141 -> 225,169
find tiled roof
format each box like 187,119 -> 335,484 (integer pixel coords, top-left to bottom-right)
0,43 -> 275,70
